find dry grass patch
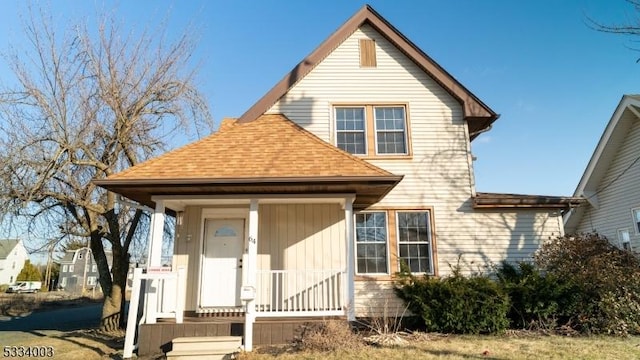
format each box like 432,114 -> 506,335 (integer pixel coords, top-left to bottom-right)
291,320 -> 364,352
240,333 -> 640,360
0,329 -> 123,359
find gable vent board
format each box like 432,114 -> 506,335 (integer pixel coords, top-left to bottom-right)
359,39 -> 377,67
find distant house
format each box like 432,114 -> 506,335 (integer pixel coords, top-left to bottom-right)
57,248 -> 113,293
0,239 -> 28,285
565,95 -> 640,249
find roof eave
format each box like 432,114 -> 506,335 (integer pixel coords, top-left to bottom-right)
473,192 -> 586,211
94,175 -> 403,187
94,175 -> 404,211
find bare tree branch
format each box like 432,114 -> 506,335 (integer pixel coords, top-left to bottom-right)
0,5 -> 212,331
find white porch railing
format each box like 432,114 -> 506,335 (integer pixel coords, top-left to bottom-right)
255,269 -> 345,317
123,267 -> 186,359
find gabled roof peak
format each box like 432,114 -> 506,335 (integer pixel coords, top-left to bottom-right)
238,4 -> 498,139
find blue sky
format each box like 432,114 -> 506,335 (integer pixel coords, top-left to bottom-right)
0,0 -> 638,201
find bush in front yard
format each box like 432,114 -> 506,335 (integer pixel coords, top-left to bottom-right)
395,264 -> 509,334
535,233 -> 640,335
495,261 -> 580,330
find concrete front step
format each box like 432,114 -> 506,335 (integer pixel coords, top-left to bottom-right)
165,349 -> 239,360
167,336 -> 242,359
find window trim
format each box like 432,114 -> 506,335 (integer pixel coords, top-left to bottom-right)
632,208 -> 640,234
395,210 -> 435,275
354,211 -> 391,276
332,103 -> 412,159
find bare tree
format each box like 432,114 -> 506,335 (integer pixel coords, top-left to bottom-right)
0,8 -> 212,331
587,0 -> 640,60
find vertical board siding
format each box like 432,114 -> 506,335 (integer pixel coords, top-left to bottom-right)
175,206 -> 202,311
577,119 -> 640,248
257,204 -> 346,271
266,23 -> 565,316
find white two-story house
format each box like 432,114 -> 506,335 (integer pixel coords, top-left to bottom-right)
0,239 -> 28,286
96,5 -> 581,357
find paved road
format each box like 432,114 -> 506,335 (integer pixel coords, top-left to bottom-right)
0,303 -> 102,331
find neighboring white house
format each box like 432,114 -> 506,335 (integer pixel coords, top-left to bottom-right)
95,5 -> 582,356
564,95 -> 640,249
0,239 -> 29,285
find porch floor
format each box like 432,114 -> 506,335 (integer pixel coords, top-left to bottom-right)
137,314 -> 346,356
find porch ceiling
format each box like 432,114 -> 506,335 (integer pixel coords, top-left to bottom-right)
96,176 -> 402,212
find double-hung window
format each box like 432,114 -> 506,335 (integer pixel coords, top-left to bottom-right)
355,212 -> 388,274
397,211 -> 434,274
335,105 -> 409,156
335,107 -> 366,155
375,107 -> 407,154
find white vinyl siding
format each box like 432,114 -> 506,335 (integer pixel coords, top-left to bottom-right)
576,119 -> 640,249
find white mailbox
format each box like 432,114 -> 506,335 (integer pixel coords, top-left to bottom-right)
240,285 -> 256,301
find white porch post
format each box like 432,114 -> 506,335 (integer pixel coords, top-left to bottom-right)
244,199 -> 259,351
344,196 -> 356,321
145,199 -> 165,324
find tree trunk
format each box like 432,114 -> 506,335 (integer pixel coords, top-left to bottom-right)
100,244 -> 130,332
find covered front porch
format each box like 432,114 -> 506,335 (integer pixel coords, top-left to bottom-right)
123,195 -> 359,357
93,114 -> 403,358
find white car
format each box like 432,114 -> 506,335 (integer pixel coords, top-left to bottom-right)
6,281 -> 42,293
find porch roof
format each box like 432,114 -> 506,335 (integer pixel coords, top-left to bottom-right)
473,192 -> 585,214
95,114 -> 402,210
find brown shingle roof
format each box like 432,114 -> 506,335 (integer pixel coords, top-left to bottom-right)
108,113 -> 392,181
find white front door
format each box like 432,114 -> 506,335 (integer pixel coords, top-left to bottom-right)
200,218 -> 245,307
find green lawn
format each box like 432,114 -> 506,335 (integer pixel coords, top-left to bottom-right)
239,334 -> 640,360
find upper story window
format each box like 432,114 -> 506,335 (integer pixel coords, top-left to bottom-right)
334,105 -> 409,157
336,107 -> 367,155
375,107 -> 407,154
